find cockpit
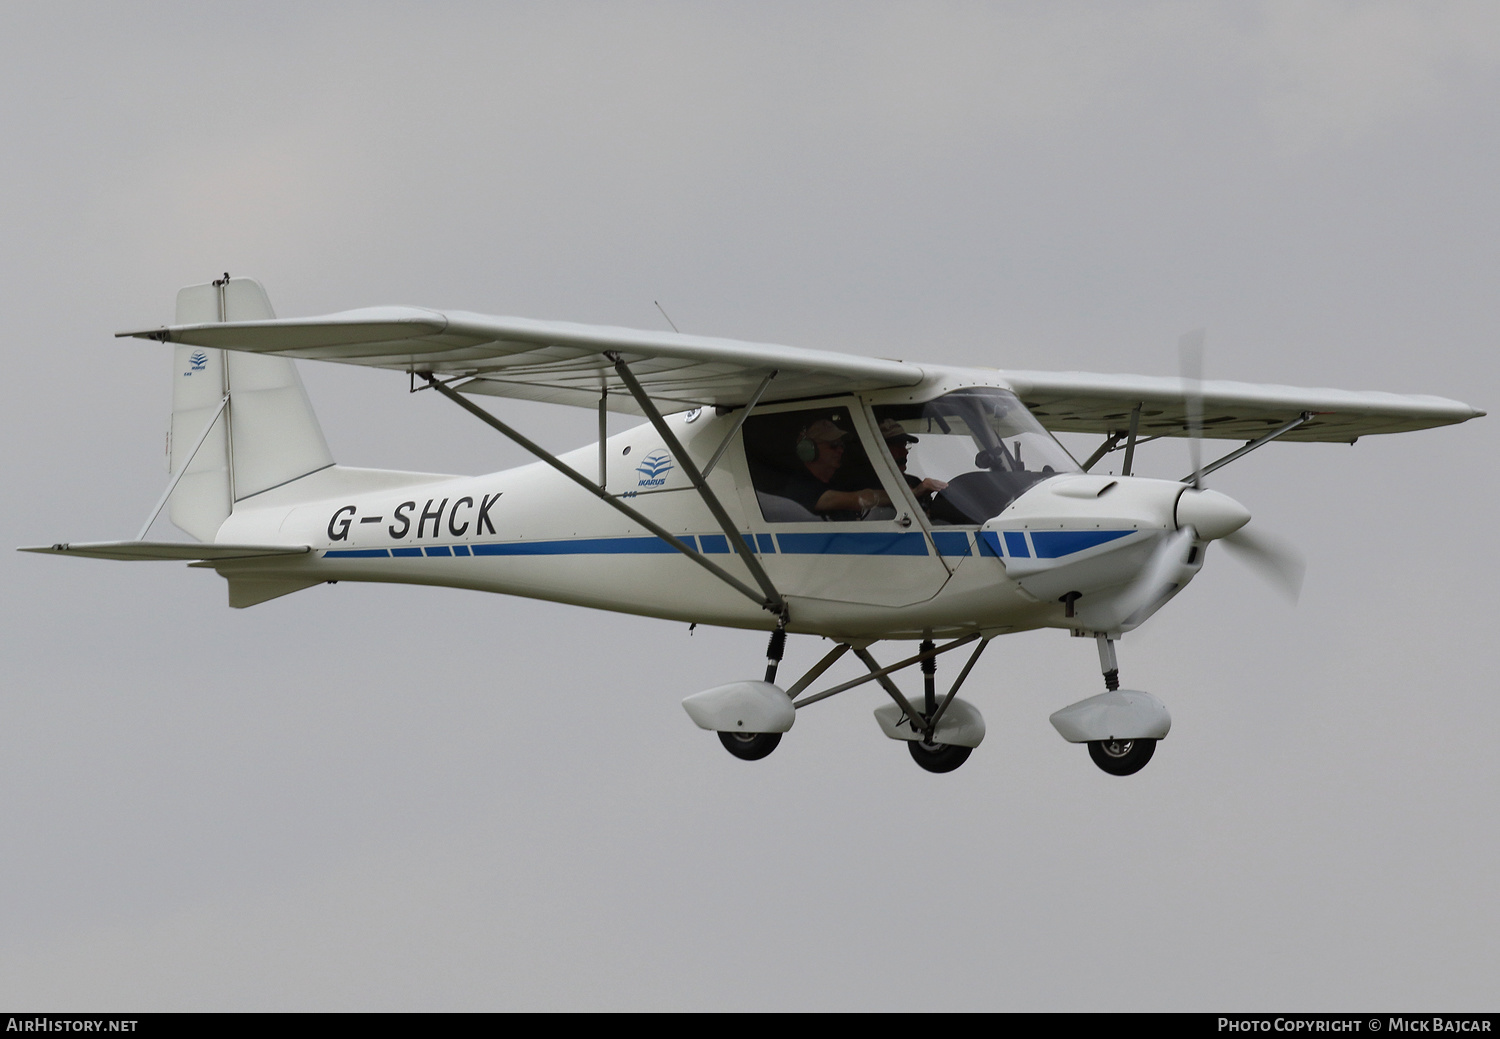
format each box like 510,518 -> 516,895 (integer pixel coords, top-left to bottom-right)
872,388 -> 1080,524
741,388 -> 1079,525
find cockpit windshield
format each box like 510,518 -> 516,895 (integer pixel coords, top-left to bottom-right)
873,388 -> 1080,525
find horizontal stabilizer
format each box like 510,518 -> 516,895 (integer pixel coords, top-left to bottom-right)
18,541 -> 310,562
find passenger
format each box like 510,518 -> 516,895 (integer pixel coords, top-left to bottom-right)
781,419 -> 891,520
879,418 -> 948,506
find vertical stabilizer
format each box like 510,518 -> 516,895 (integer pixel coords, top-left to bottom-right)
168,278 -> 334,541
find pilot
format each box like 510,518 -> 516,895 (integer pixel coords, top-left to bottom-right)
879,418 -> 948,506
781,418 -> 891,520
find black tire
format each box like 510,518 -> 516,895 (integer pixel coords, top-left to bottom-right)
718,731 -> 782,761
908,738 -> 973,774
1087,737 -> 1157,776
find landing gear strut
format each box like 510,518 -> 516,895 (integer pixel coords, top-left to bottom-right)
1077,634 -> 1161,777
905,638 -> 972,773
714,620 -> 790,762
860,637 -> 989,774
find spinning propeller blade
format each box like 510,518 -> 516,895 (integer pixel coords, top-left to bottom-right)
1179,328 -> 1205,490
1220,526 -> 1305,603
1112,526 -> 1198,625
1173,329 -> 1303,605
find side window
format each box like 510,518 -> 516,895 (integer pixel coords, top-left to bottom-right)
742,407 -> 895,523
873,389 -> 1080,525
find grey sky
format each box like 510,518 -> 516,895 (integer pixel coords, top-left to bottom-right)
1,2 -> 1495,1010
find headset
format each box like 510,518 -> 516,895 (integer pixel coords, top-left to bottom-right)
795,428 -> 818,463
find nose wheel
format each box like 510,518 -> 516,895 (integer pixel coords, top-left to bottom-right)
1088,737 -> 1156,776
1048,636 -> 1166,777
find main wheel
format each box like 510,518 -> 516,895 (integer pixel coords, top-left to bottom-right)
908,738 -> 973,773
718,730 -> 782,761
1087,737 -> 1157,776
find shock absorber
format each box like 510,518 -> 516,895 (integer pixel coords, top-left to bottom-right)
1097,634 -> 1120,691
764,620 -> 788,684
921,638 -> 937,717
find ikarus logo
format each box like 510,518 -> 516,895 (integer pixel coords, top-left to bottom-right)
636,450 -> 674,487
185,351 -> 209,375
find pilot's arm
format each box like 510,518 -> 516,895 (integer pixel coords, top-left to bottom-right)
813,487 -> 890,513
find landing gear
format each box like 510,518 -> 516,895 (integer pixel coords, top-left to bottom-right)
862,637 -> 989,773
1088,737 -> 1156,776
905,639 -> 974,773
908,738 -> 972,773
1048,635 -> 1170,776
687,631 -> 992,772
710,623 -> 790,761
718,730 -> 782,761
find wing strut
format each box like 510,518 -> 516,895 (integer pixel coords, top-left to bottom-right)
701,370 -> 777,479
1176,412 -> 1312,484
1080,430 -> 1123,472
605,353 -> 786,617
1081,407 -> 1312,481
420,374 -> 781,616
1081,403 -> 1144,474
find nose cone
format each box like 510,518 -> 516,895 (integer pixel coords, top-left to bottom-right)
1175,488 -> 1251,541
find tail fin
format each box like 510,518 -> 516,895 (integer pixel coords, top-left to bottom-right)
168,277 -> 333,541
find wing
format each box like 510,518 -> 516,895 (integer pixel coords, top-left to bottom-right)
119,308 -> 924,415
999,370 -> 1484,442
117,308 -> 1482,437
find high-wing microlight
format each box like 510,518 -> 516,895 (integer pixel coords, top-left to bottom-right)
23,277 -> 1485,775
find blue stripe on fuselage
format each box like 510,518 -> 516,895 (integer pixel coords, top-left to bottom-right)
1028,529 -> 1134,558
323,531 -> 937,559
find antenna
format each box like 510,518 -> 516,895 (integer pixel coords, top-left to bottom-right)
654,300 -> 680,333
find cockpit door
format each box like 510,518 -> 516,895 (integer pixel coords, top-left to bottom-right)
731,398 -> 951,608
868,387 -> 1087,599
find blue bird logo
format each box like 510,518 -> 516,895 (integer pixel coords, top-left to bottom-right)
635,450 -> 674,487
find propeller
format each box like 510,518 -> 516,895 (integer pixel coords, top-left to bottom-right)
1219,526 -> 1305,602
1175,328 -> 1304,604
1179,329 -> 1205,490
1103,526 -> 1198,627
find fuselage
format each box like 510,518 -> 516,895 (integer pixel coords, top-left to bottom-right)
213,383 -> 1193,639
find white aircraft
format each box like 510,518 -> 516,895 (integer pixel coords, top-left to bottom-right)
23,276 -> 1484,775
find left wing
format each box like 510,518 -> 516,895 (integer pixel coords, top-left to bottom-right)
119,308 -> 924,414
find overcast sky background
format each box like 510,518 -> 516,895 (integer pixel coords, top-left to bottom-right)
1,2 -> 1496,1011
